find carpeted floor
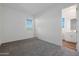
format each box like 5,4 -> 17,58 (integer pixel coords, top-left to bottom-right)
0,37 -> 79,56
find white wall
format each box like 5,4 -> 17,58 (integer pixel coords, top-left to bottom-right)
0,5 -> 3,44
77,5 -> 79,52
0,6 -> 34,44
35,7 -> 62,46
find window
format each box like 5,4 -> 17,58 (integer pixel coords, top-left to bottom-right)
71,18 -> 77,32
61,17 -> 64,28
25,18 -> 32,30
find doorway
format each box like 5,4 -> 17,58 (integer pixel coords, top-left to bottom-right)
61,5 -> 77,51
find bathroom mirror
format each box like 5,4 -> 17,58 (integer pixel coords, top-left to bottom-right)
70,18 -> 77,31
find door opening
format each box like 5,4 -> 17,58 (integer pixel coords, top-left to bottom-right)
61,5 -> 77,51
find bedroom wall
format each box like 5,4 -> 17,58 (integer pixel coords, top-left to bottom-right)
35,4 -> 74,46
0,5 -> 3,44
35,6 -> 62,46
0,5 -> 34,44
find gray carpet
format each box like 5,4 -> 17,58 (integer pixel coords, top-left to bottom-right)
0,37 -> 79,56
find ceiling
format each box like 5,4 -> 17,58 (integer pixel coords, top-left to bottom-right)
2,3 -> 54,17
1,3 -> 76,18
